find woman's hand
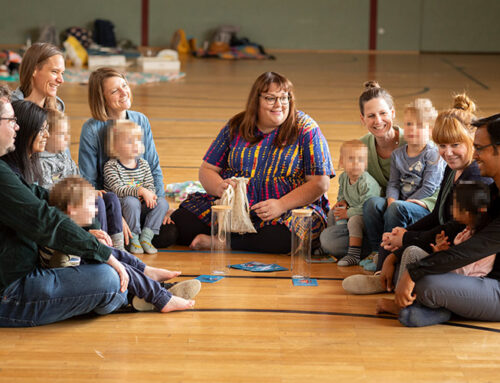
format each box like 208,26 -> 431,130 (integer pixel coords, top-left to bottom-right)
139,187 -> 157,208
106,255 -> 129,293
215,178 -> 237,198
252,199 -> 286,221
394,270 -> 416,308
381,227 -> 407,251
407,199 -> 428,209
380,253 -> 397,292
122,217 -> 132,246
89,229 -> 113,247
454,227 -> 472,245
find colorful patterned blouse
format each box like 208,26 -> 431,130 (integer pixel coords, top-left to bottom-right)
180,111 -> 335,239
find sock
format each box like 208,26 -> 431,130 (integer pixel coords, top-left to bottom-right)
399,302 -> 452,327
110,232 -> 125,250
129,232 -> 144,254
140,227 -> 157,254
338,246 -> 361,266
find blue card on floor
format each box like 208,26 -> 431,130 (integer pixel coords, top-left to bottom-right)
196,275 -> 224,283
292,278 -> 318,286
230,261 -> 288,272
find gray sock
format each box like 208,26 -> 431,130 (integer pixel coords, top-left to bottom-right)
110,232 -> 125,250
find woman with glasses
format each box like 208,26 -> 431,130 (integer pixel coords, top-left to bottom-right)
79,67 -> 175,249
12,43 -> 65,111
171,71 -> 334,253
1,100 -> 49,183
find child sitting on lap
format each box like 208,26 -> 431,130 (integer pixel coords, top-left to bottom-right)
104,120 -> 169,254
320,140 -> 381,266
44,176 -> 197,313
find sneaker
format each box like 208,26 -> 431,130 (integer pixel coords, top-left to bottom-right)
168,280 -> 202,300
342,274 -> 385,295
132,296 -> 155,312
363,260 -> 377,271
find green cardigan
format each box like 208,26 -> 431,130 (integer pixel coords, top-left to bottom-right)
360,126 -> 438,210
0,160 -> 111,293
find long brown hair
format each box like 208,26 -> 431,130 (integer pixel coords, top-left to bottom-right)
358,80 -> 394,115
19,43 -> 63,99
88,67 -> 131,121
229,72 -> 297,148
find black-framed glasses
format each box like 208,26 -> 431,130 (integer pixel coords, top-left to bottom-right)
260,95 -> 290,106
474,143 -> 496,153
0,116 -> 17,127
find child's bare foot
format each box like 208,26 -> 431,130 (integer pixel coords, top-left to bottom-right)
144,266 -> 181,282
190,234 -> 211,250
376,298 -> 400,315
160,295 -> 195,313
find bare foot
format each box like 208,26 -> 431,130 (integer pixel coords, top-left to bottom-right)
190,234 -> 211,250
160,295 -> 195,313
376,298 -> 400,315
144,266 -> 181,282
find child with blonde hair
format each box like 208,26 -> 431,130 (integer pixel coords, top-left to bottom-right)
104,120 -> 169,254
320,140 -> 381,266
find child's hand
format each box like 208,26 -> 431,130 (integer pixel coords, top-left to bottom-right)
139,187 -> 158,208
407,199 -> 428,209
454,227 -> 472,245
333,205 -> 348,221
334,200 -> 347,209
97,190 -> 107,198
89,229 -> 113,247
163,208 -> 175,225
430,230 -> 450,252
106,255 -> 129,293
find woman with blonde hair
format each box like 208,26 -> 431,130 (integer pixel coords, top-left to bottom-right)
172,71 -> 334,253
343,93 -> 493,295
12,43 -> 65,111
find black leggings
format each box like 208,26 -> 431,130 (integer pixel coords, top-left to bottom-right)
171,207 -> 291,254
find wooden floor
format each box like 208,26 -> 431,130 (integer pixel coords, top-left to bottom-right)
2,51 -> 500,382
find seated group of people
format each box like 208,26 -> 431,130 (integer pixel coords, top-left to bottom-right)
0,42 -> 499,329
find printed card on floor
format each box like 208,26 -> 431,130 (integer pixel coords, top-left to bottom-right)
196,275 -> 224,283
230,261 -> 288,272
292,278 -> 318,286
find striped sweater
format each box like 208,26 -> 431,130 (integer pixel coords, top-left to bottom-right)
103,158 -> 155,197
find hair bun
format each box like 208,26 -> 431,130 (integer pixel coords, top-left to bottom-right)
363,80 -> 380,90
453,93 -> 476,114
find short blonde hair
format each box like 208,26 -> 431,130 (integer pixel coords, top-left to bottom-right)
49,176 -> 96,213
338,140 -> 367,170
46,109 -> 69,133
88,67 -> 132,121
432,93 -> 477,164
405,98 -> 438,127
107,119 -> 144,158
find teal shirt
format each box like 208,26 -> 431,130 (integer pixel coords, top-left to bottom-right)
337,171 -> 381,217
0,160 -> 111,293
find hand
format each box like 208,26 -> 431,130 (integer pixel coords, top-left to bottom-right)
122,217 -> 132,246
333,200 -> 348,209
380,255 -> 396,292
407,199 -> 428,209
251,199 -> 286,221
333,205 -> 348,221
215,178 -> 237,198
106,255 -> 129,293
163,208 -> 175,225
394,270 -> 416,308
430,230 -> 450,253
387,197 -> 396,207
381,227 -> 407,251
89,229 -> 113,247
454,227 -> 472,245
139,187 -> 158,209
96,190 -> 107,198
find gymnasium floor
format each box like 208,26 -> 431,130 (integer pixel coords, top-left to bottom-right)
1,51 -> 500,382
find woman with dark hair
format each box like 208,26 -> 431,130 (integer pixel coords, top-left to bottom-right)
2,100 -> 49,182
11,42 -> 65,111
171,71 -> 335,253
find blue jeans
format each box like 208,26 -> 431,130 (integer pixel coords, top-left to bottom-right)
112,248 -> 171,310
96,192 -> 123,235
0,264 -> 128,327
363,197 -> 430,252
121,196 -> 169,235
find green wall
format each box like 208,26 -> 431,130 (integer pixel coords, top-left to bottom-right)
1,0 -> 500,52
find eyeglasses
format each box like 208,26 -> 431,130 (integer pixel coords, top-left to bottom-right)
260,95 -> 290,106
38,125 -> 49,136
473,143 -> 496,153
0,116 -> 17,127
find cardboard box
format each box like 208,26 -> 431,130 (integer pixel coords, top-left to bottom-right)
88,55 -> 126,70
137,57 -> 181,73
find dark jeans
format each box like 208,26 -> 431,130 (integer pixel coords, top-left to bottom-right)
96,192 -> 123,235
170,207 -> 292,254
